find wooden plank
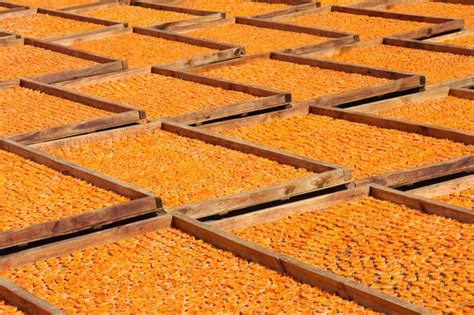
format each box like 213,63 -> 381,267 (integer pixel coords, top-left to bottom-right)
309,105 -> 474,144
0,278 -> 65,315
427,26 -> 474,43
212,185 -> 369,230
384,36 -> 474,56
0,215 -> 173,270
369,185 -> 474,223
408,174 -> 474,198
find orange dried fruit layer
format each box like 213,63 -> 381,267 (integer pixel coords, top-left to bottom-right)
442,34 -> 474,47
178,0 -> 289,17
0,300 -> 24,315
0,150 -> 128,232
71,33 -> 216,68
49,129 -> 312,208
376,96 -> 474,132
202,58 -> 388,103
220,114 -> 474,180
0,13 -> 101,39
280,11 -> 430,41
322,44 -> 474,85
433,186 -> 474,211
389,1 -> 474,27
75,73 -> 255,120
7,0 -> 99,9
0,44 -> 95,81
0,228 -> 377,313
0,86 -> 110,136
232,197 -> 474,313
188,23 -> 328,55
85,5 -> 196,27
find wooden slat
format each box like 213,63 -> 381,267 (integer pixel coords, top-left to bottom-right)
408,174 -> 474,198
0,278 -> 65,315
370,185 -> 474,223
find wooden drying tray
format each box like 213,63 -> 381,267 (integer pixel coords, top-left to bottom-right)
1,79 -> 142,145
64,0 -> 225,31
252,3 -> 463,42
54,66 -> 291,125
0,7 -> 124,42
426,26 -> 474,44
196,104 -> 473,188
188,52 -> 424,108
0,37 -> 125,86
50,26 -> 243,70
169,15 -> 358,55
143,0 -> 317,18
31,120 -> 350,219
208,184 -> 471,312
343,85 -> 473,144
0,138 -> 162,250
304,37 -> 474,90
0,211 -> 428,314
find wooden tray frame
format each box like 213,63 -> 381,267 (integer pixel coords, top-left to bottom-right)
0,7 -> 125,41
252,3 -> 463,42
0,278 -> 65,315
0,37 -> 125,86
30,120 -> 350,219
195,103 -> 473,188
169,16 -> 358,55
64,0 -> 225,31
426,26 -> 474,44
303,36 -> 474,90
140,0 -> 317,18
0,138 -> 162,250
187,52 -> 424,108
50,26 -> 244,70
405,171 -> 473,208
356,0 -> 474,10
0,211 -> 429,314
344,85 -> 473,143
53,66 -> 291,125
0,78 -> 142,145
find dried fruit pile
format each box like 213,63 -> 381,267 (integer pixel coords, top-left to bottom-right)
220,114 -> 474,179
0,301 -> 24,315
202,58 -> 388,102
75,73 -> 255,120
324,44 -> 474,84
232,197 -> 474,312
442,34 -> 474,47
85,5 -> 195,27
0,86 -> 110,136
389,1 -> 474,27
0,228 -> 375,313
8,0 -> 98,9
376,96 -> 474,132
280,11 -> 430,41
0,150 -> 128,232
71,33 -> 215,68
188,23 -> 327,55
178,0 -> 289,17
49,129 -> 311,207
0,44 -> 95,81
0,13 -> 101,39
433,186 -> 474,211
